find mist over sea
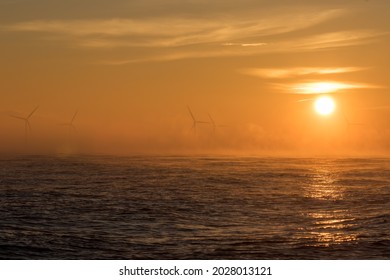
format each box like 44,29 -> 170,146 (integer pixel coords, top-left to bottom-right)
0,155 -> 389,259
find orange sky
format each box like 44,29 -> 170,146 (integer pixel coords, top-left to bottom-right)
1,0 -> 390,155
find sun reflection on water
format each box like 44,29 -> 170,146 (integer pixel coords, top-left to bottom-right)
305,210 -> 358,246
300,164 -> 359,247
303,166 -> 344,200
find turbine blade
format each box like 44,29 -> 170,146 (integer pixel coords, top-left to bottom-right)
9,115 -> 26,120
27,106 -> 39,119
187,106 -> 196,122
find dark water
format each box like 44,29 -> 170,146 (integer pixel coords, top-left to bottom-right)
0,155 -> 389,259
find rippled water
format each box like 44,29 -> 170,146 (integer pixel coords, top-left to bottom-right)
0,155 -> 389,259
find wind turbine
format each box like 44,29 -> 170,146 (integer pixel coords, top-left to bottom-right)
60,110 -> 78,135
208,113 -> 228,134
9,106 -> 39,142
342,112 -> 364,130
187,106 -> 209,134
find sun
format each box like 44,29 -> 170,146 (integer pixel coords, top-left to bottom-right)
314,96 -> 335,116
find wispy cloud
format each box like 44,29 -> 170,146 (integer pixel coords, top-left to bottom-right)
240,65 -> 383,96
289,30 -> 387,51
102,29 -> 385,64
3,7 -> 387,63
3,9 -> 343,49
240,67 -> 367,79
276,81 -> 381,95
222,42 -> 267,47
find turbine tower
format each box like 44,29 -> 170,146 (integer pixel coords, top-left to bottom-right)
187,106 -> 209,134
10,106 -> 39,143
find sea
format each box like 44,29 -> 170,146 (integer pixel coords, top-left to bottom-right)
0,155 -> 389,259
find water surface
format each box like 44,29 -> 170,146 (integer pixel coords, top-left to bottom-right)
0,156 -> 389,259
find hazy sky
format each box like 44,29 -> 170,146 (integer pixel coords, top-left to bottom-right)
1,0 -> 390,155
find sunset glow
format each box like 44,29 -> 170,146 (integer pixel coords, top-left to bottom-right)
1,0 -> 390,269
0,0 -> 389,156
